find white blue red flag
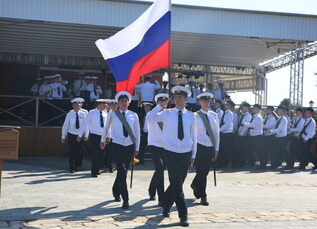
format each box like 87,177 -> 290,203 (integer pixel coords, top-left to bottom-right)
96,0 -> 171,94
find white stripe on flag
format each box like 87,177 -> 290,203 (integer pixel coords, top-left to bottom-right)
96,0 -> 171,60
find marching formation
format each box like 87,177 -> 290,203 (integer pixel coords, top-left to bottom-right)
61,78 -> 317,227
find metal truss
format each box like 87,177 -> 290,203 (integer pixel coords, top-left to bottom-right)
289,42 -> 304,106
262,41 -> 317,73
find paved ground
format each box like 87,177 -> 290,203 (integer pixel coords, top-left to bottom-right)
0,157 -> 317,228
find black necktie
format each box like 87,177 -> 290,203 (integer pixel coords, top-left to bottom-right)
178,110 -> 184,140
275,117 -> 282,128
190,87 -> 194,98
205,113 -> 210,136
294,117 -> 302,128
299,119 -> 312,137
57,86 -> 61,96
221,89 -> 225,100
100,111 -> 104,128
94,86 -> 97,96
157,122 -> 163,131
238,113 -> 245,128
220,111 -> 226,127
264,115 -> 269,125
122,112 -> 129,137
75,113 -> 79,129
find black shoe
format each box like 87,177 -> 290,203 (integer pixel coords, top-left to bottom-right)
149,196 -> 156,201
180,218 -> 189,227
114,196 -> 121,202
200,197 -> 209,206
91,174 -> 98,177
284,165 -> 294,170
97,172 -> 101,175
298,165 -> 306,170
163,207 -> 170,217
70,169 -> 75,173
190,184 -> 199,199
122,201 -> 129,209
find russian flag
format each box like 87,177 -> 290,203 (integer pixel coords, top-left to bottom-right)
96,0 -> 171,94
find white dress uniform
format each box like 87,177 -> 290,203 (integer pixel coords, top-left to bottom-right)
299,117 -> 317,169
238,112 -> 252,137
289,116 -> 305,137
220,110 -> 233,134
86,83 -> 102,101
147,86 -> 197,222
213,88 -> 228,104
61,101 -> 87,172
270,115 -> 288,168
79,108 -> 108,176
191,109 -> 220,201
232,111 -> 238,133
147,105 -> 197,158
50,82 -> 67,99
215,108 -> 224,124
73,79 -> 87,96
135,81 -> 161,102
263,114 -> 276,136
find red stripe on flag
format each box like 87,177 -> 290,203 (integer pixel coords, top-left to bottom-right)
116,40 -> 170,94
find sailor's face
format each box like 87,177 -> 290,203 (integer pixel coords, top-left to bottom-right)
118,98 -> 129,110
174,95 -> 187,106
199,99 -> 210,108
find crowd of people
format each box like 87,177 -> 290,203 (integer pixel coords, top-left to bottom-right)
60,74 -> 317,227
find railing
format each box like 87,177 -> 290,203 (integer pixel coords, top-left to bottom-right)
0,95 -> 70,127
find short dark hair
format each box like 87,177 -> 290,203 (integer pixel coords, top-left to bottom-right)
226,101 -> 235,108
215,100 -> 223,105
266,106 -> 274,111
295,107 -> 303,112
253,104 -> 262,110
277,105 -> 285,110
118,95 -> 129,101
242,102 -> 251,108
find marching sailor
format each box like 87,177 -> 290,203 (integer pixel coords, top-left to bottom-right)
147,86 -> 197,227
61,98 -> 87,173
147,93 -> 169,205
191,92 -> 219,206
100,91 -> 140,209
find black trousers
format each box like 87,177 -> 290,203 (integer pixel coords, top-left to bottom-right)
287,136 -> 301,168
235,136 -> 249,167
112,143 -> 134,202
217,133 -> 234,168
67,133 -> 83,170
299,139 -> 317,168
271,137 -> 287,168
103,142 -> 113,171
164,150 -> 191,220
148,146 -> 166,203
248,135 -> 263,166
191,144 -> 214,198
90,134 -> 104,176
262,135 -> 274,167
138,131 -> 148,164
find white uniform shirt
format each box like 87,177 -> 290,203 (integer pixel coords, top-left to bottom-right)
220,110 -> 234,133
271,116 -> 288,137
243,113 -> 263,136
73,79 -> 87,96
147,105 -> 197,158
232,111 -> 238,133
50,83 -> 67,99
263,114 -> 277,136
147,112 -> 164,148
143,112 -> 149,133
300,118 -> 316,142
215,108 -> 224,124
195,110 -> 220,151
79,109 -> 107,138
102,110 -> 140,151
39,84 -> 51,96
61,109 -> 87,139
289,116 -> 305,137
213,88 -> 228,104
135,81 -> 161,102
86,83 -> 102,100
238,112 -> 252,136
187,87 -> 199,104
